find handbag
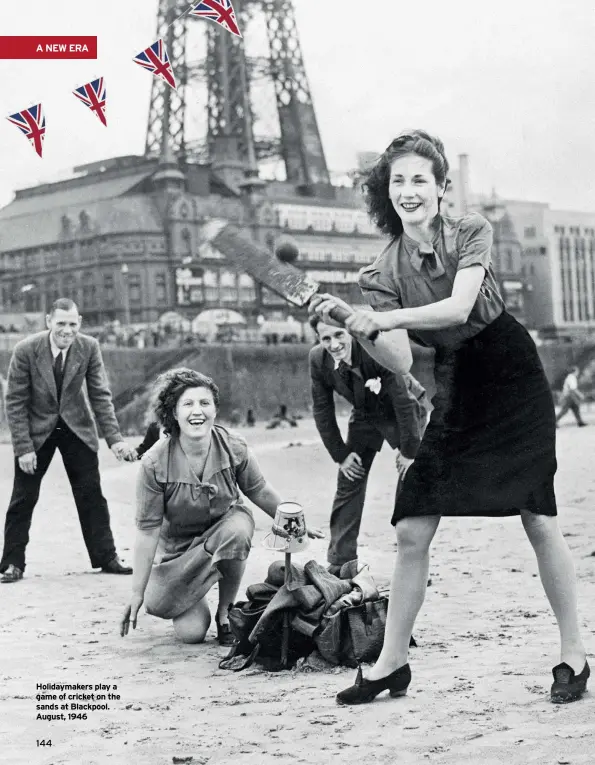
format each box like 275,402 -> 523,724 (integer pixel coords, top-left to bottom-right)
347,598 -> 388,664
316,596 -> 417,668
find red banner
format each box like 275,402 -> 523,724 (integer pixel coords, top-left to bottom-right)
0,36 -> 97,60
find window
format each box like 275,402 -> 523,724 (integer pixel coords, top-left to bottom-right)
81,272 -> 96,309
24,289 -> 41,311
524,227 -> 536,238
238,273 -> 256,304
61,215 -> 72,238
220,270 -> 237,303
155,272 -> 167,304
63,275 -> 78,302
46,278 -> 59,306
506,251 -> 514,272
103,274 -> 115,306
180,228 -> 192,257
128,273 -> 142,304
203,270 -> 219,302
79,210 -> 91,233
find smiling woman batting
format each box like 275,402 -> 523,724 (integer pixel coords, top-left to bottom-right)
310,130 -> 589,705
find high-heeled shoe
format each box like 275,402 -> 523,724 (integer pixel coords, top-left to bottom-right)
336,663 -> 411,705
551,660 -> 590,703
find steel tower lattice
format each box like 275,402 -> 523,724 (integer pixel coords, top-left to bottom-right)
145,0 -> 330,187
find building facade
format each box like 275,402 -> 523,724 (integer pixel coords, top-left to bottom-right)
0,155 -> 387,328
503,200 -> 595,338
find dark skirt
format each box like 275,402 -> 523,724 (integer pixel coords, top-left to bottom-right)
393,311 -> 557,524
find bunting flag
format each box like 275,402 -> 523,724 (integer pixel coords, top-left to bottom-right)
6,103 -> 46,157
132,38 -> 177,91
189,0 -> 242,38
73,77 -> 107,126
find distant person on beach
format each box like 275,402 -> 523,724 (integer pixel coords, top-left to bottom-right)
0,298 -> 134,584
309,316 -> 428,577
119,368 -> 323,645
556,366 -> 587,427
312,130 -> 589,705
266,404 -> 298,429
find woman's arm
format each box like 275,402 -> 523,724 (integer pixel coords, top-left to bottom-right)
346,265 -> 486,335
247,483 -> 283,519
131,458 -> 166,596
391,265 -> 486,329
131,526 -> 161,597
358,328 -> 412,374
120,525 -> 161,636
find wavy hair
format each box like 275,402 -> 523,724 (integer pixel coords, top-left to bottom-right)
152,367 -> 220,436
362,129 -> 450,239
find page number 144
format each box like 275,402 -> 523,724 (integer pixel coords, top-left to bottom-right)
37,740 -> 52,747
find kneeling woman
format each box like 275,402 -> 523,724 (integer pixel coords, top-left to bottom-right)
120,368 -> 303,645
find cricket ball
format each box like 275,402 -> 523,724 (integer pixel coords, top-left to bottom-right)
274,236 -> 300,264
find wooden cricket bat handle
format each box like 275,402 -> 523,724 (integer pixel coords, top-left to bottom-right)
328,305 -> 380,343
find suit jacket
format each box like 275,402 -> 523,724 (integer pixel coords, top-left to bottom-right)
309,340 -> 428,463
6,330 -> 123,457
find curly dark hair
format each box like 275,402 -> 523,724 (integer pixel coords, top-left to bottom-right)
152,368 -> 220,436
362,129 -> 450,239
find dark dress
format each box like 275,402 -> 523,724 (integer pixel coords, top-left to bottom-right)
358,212 -> 557,525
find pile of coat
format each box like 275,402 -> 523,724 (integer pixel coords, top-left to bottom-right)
219,559 -> 402,672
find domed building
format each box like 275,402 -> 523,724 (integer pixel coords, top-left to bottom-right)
0,152 -> 384,329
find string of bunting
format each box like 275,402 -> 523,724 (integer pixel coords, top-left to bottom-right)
5,0 -> 242,159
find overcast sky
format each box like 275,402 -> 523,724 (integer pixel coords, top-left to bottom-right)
0,0 -> 593,211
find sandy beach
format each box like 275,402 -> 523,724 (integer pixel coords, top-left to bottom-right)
1,415 -> 594,765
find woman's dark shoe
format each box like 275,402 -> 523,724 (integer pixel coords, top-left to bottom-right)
551,661 -> 590,703
336,663 -> 411,705
215,614 -> 236,647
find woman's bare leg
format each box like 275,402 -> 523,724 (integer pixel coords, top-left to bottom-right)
367,515 -> 441,681
172,598 -> 211,644
216,558 -> 247,624
521,511 -> 586,671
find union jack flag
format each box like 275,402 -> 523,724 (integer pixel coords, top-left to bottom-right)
6,103 -> 46,158
132,38 -> 177,91
73,77 -> 107,126
190,0 -> 242,38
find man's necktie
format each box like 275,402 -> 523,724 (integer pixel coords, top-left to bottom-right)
54,352 -> 64,400
337,361 -> 355,395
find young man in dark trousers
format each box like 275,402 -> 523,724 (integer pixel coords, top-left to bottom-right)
309,316 -> 429,576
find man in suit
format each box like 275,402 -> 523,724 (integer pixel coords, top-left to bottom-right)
309,316 -> 429,575
0,298 -> 135,583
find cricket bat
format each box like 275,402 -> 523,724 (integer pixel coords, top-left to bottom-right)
198,219 -> 379,340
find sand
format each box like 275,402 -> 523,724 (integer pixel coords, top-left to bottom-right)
0,415 -> 593,765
